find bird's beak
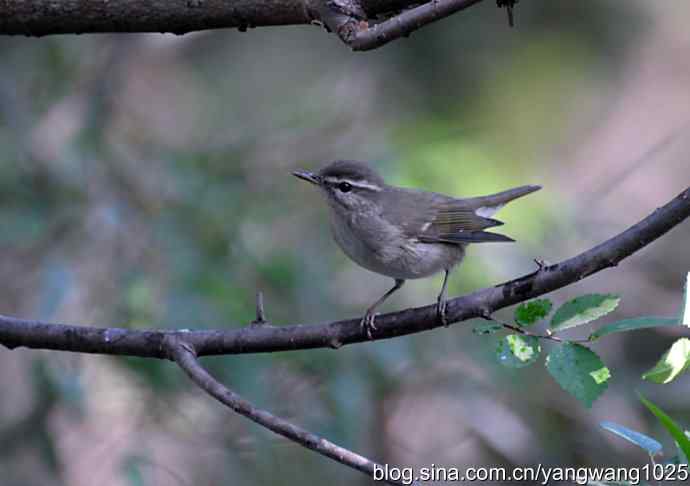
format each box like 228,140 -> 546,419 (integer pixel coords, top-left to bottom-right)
292,170 -> 321,185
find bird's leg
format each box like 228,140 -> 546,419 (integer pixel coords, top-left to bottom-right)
436,269 -> 451,327
361,279 -> 405,339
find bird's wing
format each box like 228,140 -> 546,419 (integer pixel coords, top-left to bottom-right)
421,185 -> 542,243
381,188 -> 515,244
420,197 -> 515,244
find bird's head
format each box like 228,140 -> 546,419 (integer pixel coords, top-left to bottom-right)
293,160 -> 385,213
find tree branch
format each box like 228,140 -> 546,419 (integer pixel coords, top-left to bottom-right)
165,336 -> 411,485
0,0 -> 312,36
330,0 -> 486,51
0,0 -> 489,51
2,186 -> 688,357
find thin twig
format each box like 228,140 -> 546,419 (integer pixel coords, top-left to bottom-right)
2,186 -> 688,357
590,121 -> 690,203
489,318 -> 590,344
165,337 -> 415,486
251,290 -> 268,325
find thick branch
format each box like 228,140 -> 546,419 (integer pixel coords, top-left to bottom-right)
2,186 -> 688,357
0,0 -> 448,36
0,0 -> 489,51
0,0 -> 313,35
166,336 -> 410,485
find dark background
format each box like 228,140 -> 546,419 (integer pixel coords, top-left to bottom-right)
1,1 -> 689,484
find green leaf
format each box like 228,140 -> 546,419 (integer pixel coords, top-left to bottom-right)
600,420 -> 662,456
472,323 -> 503,335
551,294 -> 620,332
676,435 -> 689,465
681,272 -> 690,327
496,334 -> 541,368
545,343 -> 610,407
642,338 -> 690,384
639,393 -> 690,461
515,299 -> 553,326
590,317 -> 680,341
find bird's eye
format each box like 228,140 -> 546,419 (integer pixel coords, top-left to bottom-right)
337,182 -> 352,193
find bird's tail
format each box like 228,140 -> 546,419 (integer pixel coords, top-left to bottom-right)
466,184 -> 541,213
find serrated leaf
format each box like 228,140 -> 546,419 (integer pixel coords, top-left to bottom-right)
515,299 -> 553,326
681,272 -> 690,327
600,420 -> 662,456
639,393 -> 690,461
473,323 -> 503,335
551,294 -> 620,332
590,317 -> 680,341
545,343 -> 610,407
642,338 -> 690,384
496,334 -> 541,368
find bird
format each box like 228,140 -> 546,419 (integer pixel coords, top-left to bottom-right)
293,160 -> 541,338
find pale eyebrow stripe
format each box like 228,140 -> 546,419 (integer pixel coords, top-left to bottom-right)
323,177 -> 382,192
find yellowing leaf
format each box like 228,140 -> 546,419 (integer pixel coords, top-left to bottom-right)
551,294 -> 620,332
496,334 -> 541,368
643,338 -> 690,384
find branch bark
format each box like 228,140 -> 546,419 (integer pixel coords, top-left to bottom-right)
0,0 -> 312,35
0,0 -> 489,50
2,186 -> 688,357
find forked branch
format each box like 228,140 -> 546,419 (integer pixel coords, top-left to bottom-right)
0,0 -> 490,51
165,335 -> 412,485
319,0 -> 486,51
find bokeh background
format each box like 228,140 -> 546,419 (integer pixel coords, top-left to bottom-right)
1,1 -> 689,484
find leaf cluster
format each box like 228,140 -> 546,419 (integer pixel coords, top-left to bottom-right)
474,272 -> 690,408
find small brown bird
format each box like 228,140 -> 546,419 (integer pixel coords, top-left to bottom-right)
294,160 -> 540,337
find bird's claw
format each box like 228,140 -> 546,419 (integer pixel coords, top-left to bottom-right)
437,298 -> 449,327
360,312 -> 377,339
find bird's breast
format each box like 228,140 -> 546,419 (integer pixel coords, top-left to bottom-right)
329,210 -> 465,280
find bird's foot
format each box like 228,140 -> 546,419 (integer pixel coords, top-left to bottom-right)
437,298 -> 449,327
360,312 -> 377,339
